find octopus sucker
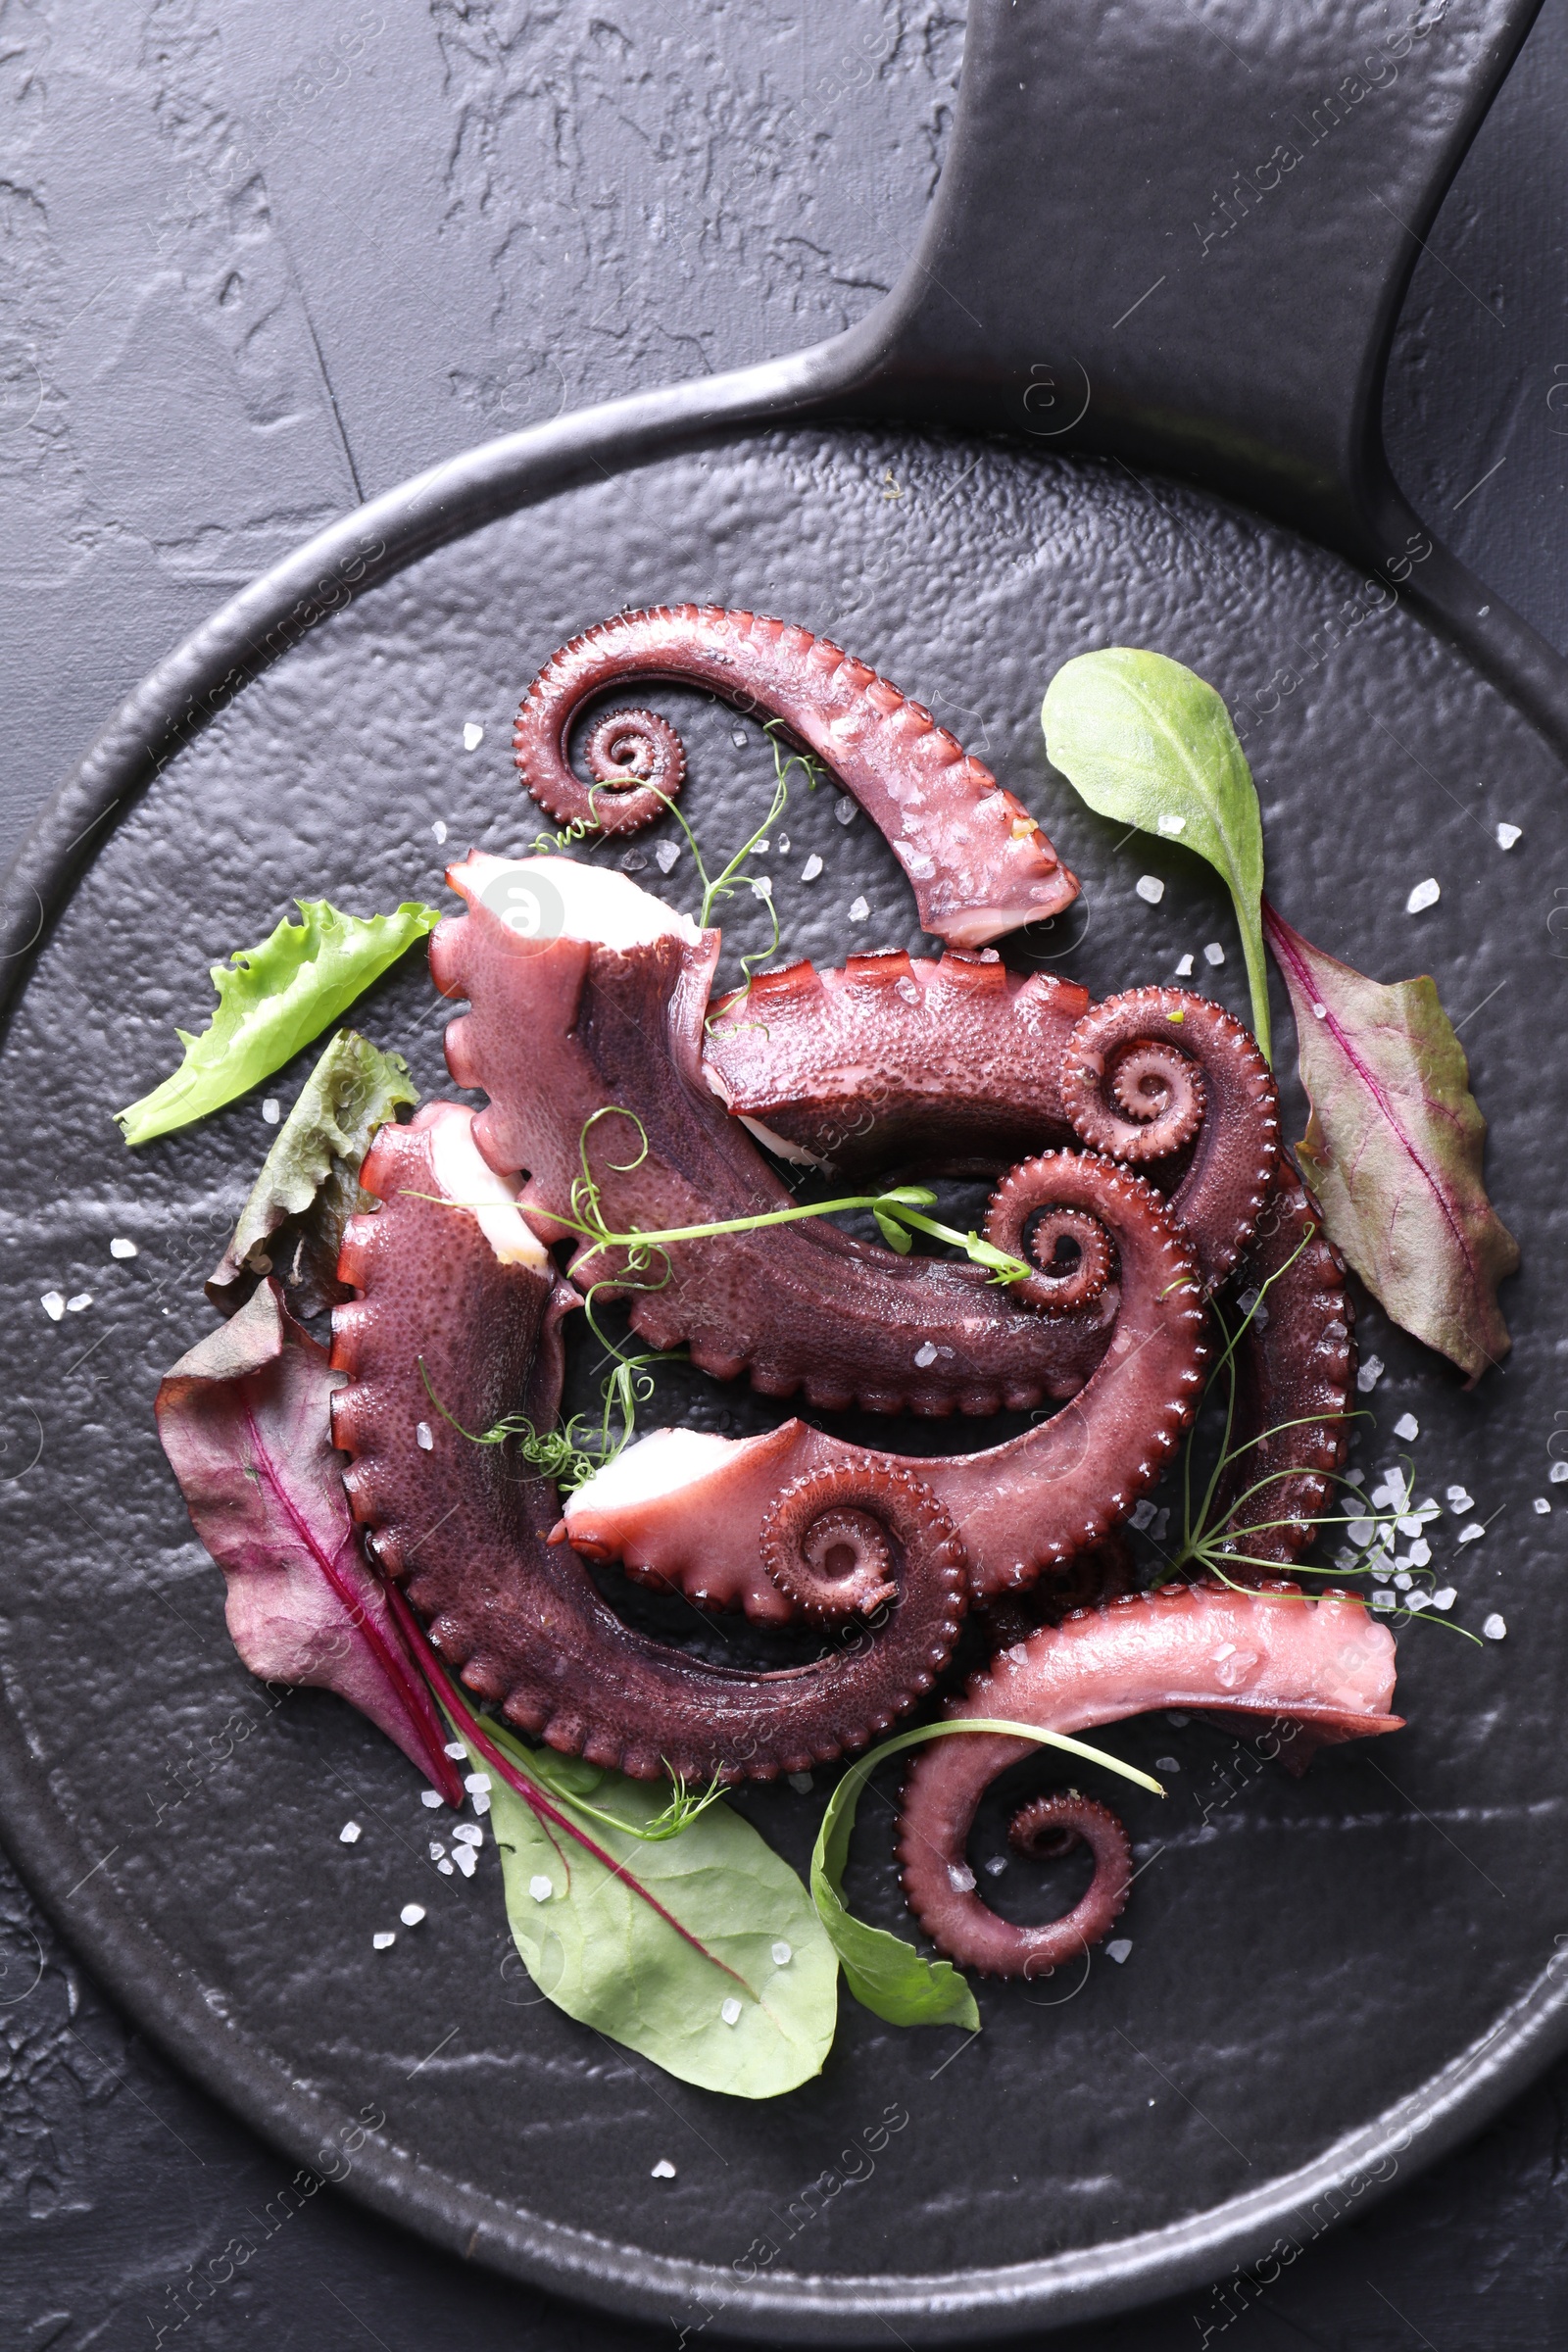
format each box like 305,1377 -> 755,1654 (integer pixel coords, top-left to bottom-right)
329,1108 -> 970,1781
896,1581 -> 1402,1978
511,606 -> 1079,946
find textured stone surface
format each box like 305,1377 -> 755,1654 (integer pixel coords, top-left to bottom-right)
2,0 -> 1568,2345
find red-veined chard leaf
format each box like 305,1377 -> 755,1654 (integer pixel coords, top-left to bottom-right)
1263,901 -> 1520,1380
811,1721 -> 1165,2031
384,1608 -> 836,2098
155,1280 -> 462,1802
118,898 -> 442,1146
207,1029 -> 417,1316
1042,649 -> 1271,1059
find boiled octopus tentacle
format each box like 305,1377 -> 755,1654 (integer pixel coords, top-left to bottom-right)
561,1152 -> 1209,1612
896,1580 -> 1401,1977
434,854 -> 1121,1417
513,605 -> 1078,945
1207,1162 -> 1356,1567
704,964 -> 1278,1290
329,1104 -> 967,1781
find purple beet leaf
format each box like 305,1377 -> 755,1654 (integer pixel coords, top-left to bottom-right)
156,1278 -> 463,1803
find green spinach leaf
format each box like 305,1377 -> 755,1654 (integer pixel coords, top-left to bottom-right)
1042,649 -> 1270,1060
811,1720 -> 1163,2031
118,899 -> 442,1146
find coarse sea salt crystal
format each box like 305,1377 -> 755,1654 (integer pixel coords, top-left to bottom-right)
372,1932 -> 396,1950
528,1874 -> 553,1903
913,1341 -> 939,1368
428,1841 -> 446,1861
947,1862 -> 976,1893
788,1770 -> 813,1793
1312,1002 -> 1328,1019
40,1292 -> 64,1320
66,1292 -> 92,1313
1130,1498 -> 1156,1531
1432,1587 -> 1456,1611
1483,1613 -> 1507,1641
1456,1522 -> 1486,1544
262,1098 -> 280,1124
1357,1355 -> 1384,1393
432,818 -> 448,846
835,797 -> 857,827
848,896 -> 869,922
1394,1412 -> 1419,1441
416,1421 -> 434,1450
1158,812 -> 1186,835
340,1821 -> 363,1844
1372,1591 -> 1396,1611
452,1844 -> 477,1878
1447,1485 -> 1475,1509
1348,1518 -> 1376,1546
655,839 -> 680,874
1203,942 -> 1225,966
1106,1939 -> 1133,1965
443,1740 -> 466,1760
110,1237 -> 137,1259
400,1902 -> 425,1927
801,853 -> 823,881
1155,1756 -> 1181,1774
1535,1497 -> 1551,1515
1404,1591 -> 1431,1611
420,1790 -> 444,1809
453,1822 -> 483,1846
731,728 -> 748,748
1135,874 -> 1165,905
1406,877 -> 1441,913
1406,1538 -> 1431,1567
984,1855 -> 1007,1877
1496,822 -> 1521,849
1175,954 -> 1194,977
436,1857 -> 454,1876
651,2158 -> 677,2179
751,874 -> 772,900
463,721 -> 484,751
720,1996 -> 744,2026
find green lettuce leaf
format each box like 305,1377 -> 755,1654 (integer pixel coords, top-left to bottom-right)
1263,901 -> 1520,1379
472,1720 -> 838,2098
118,899 -> 442,1146
1042,648 -> 1271,1060
811,1720 -> 1164,2032
207,1030 -> 417,1316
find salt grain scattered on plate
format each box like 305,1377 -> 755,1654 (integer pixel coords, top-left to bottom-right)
1483,1613 -> 1507,1641
835,797 -> 857,826
1135,875 -> 1164,905
848,896 -> 869,922
1393,1571 -> 1412,1591
913,1342 -> 939,1368
1495,822 -> 1521,849
1534,1497 -> 1551,1515
416,1421 -> 434,1450
528,1874 -> 553,1903
1157,811 -> 1186,835
339,1821 -> 363,1844
1456,1522 -> 1486,1544
651,2159 -> 677,2179
262,1098 -> 280,1124
1432,1587 -> 1456,1611
1311,1001 -> 1328,1019
1406,1538 -> 1431,1566
788,1770 -> 813,1793
452,1844 -> 477,1878
776,833 -> 791,854
1393,1412 -> 1419,1441
801,853 -> 823,881
720,1996 -> 744,2026
1106,1939 -> 1133,1965
751,875 -> 772,900
1130,1497 -> 1156,1530
372,1932 -> 396,1950
66,1293 -> 92,1312
428,1841 -> 446,1861
465,1773 -> 492,1815
39,1292 -> 64,1321
436,1858 -> 454,1876
1405,877 -> 1441,913
1404,1591 -> 1430,1611
731,728 -> 748,747
1447,1484 -> 1475,1509
443,1740 -> 466,1760
1174,954 -> 1194,977
432,818 -> 448,845
1345,1468 -> 1365,1488
453,1822 -> 483,1846
462,721 -> 484,750
947,1862 -> 976,1892
1155,1756 -> 1181,1774
984,1855 -> 1008,1877
110,1237 -> 137,1259
1356,1354 -> 1384,1393
1550,1463 -> 1568,1486
1372,1592 -> 1396,1611
400,1902 -> 426,1927
771,1939 -> 793,1967
420,1790 -> 444,1809
1202,942 -> 1225,966
654,840 -> 680,873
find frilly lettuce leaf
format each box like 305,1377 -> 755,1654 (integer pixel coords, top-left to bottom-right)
118,899 -> 442,1146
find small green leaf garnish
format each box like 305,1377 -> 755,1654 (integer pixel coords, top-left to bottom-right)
118,899 -> 443,1146
1042,649 -> 1270,1060
208,1029 -> 417,1314
810,1720 -> 1164,2032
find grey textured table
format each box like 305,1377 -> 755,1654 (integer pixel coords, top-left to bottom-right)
1,4 -> 1566,2343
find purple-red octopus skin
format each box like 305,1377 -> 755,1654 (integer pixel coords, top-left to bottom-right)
561,1151 -> 1210,1614
513,605 -> 1078,946
432,854 -> 1122,1419
329,1104 -> 968,1782
897,1580 -> 1401,1978
705,967 -> 1280,1293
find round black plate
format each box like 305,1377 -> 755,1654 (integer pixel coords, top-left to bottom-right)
1,420 -> 1563,2340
